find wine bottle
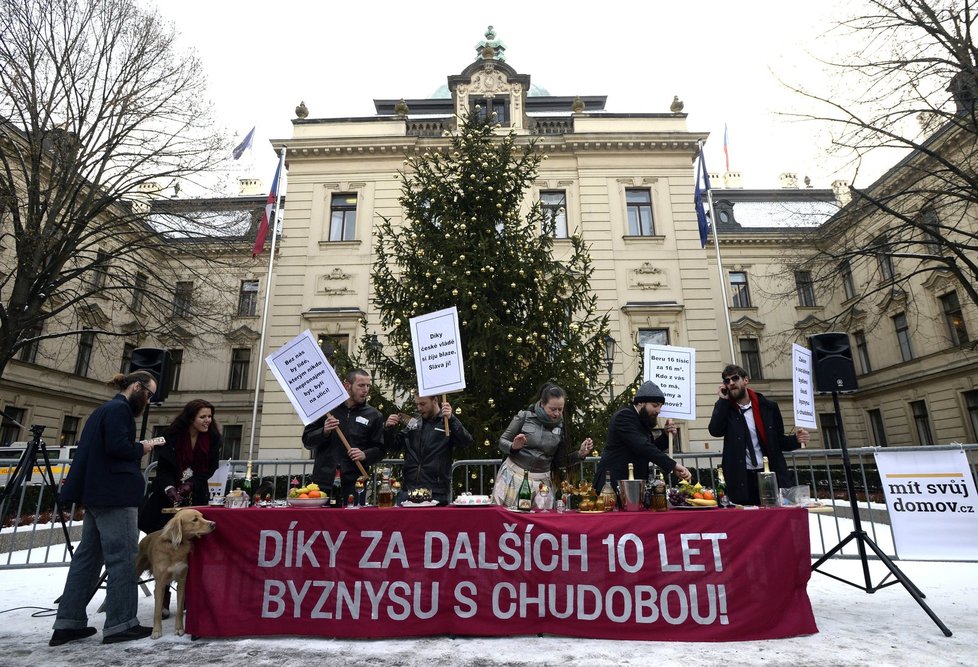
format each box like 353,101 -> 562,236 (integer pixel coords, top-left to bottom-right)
758,455 -> 780,507
242,460 -> 253,505
329,465 -> 343,507
517,473 -> 532,511
627,463 -> 635,481
599,471 -> 617,511
716,466 -> 729,507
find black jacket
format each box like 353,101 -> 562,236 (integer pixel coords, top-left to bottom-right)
139,430 -> 223,533
708,393 -> 801,505
388,414 -> 472,504
593,406 -> 676,490
302,401 -> 385,495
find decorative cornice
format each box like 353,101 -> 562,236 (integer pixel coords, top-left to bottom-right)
225,325 -> 261,344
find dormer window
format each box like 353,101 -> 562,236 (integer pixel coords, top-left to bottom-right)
470,96 -> 509,126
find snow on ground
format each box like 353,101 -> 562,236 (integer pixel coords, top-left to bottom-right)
0,515 -> 974,667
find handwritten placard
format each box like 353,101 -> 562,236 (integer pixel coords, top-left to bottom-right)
410,306 -> 466,395
265,329 -> 348,425
791,344 -> 817,430
643,344 -> 696,421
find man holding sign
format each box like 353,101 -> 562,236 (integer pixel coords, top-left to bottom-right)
301,368 -> 385,499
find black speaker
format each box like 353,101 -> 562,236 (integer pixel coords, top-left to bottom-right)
809,333 -> 858,393
128,348 -> 170,403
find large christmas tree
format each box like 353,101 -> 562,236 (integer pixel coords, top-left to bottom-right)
367,111 -> 611,460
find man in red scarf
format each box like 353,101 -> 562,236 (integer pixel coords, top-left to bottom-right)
708,364 -> 809,505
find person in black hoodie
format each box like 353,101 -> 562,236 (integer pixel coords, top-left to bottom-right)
708,364 -> 809,505
384,395 -> 472,505
302,368 -> 385,499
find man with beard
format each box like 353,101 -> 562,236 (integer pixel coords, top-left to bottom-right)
302,368 -> 385,499
593,381 -> 691,495
708,364 -> 809,505
384,395 -> 472,505
51,370 -> 163,647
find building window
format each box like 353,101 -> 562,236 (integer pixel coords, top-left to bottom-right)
60,416 -> 80,447
853,330 -> 872,374
88,249 -> 110,290
131,272 -> 148,313
919,208 -> 942,255
940,291 -> 969,346
910,400 -> 934,445
739,338 -> 763,380
540,190 -> 568,238
223,425 -> 243,460
163,349 -> 183,394
729,271 -> 752,308
0,407 -> 26,446
173,281 -> 193,318
18,325 -> 42,363
329,193 -> 358,241
874,234 -> 896,281
867,409 -> 887,446
470,96 -> 509,126
74,328 -> 95,377
893,312 -> 914,362
638,329 -> 669,348
317,334 -> 349,365
965,390 -> 978,441
120,343 -> 135,374
840,259 -> 856,300
819,413 -> 841,449
795,271 -> 816,307
228,348 -> 251,390
625,189 -> 654,236
238,280 -> 259,317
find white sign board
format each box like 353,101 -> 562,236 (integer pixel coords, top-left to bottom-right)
875,449 -> 978,560
265,329 -> 348,425
643,344 -> 696,420
791,344 -> 818,430
410,306 -> 466,396
207,460 -> 231,503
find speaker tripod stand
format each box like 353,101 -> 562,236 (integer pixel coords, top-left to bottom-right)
811,390 -> 951,637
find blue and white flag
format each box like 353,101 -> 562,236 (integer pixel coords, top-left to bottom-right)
232,126 -> 255,160
694,149 -> 712,248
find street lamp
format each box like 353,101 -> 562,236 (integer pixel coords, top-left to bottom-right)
603,334 -> 616,400
365,334 -> 382,371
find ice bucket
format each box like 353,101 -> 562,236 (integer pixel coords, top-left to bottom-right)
617,479 -> 645,511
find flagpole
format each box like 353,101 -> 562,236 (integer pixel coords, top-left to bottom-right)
700,140 -> 737,363
246,148 -> 287,478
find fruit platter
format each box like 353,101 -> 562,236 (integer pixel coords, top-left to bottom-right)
287,483 -> 328,507
668,480 -> 718,508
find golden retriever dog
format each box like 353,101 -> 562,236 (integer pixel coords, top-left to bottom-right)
136,509 -> 216,639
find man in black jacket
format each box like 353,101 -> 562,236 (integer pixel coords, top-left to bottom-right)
594,381 -> 691,492
385,395 -> 472,505
301,368 -> 385,499
708,364 -> 809,505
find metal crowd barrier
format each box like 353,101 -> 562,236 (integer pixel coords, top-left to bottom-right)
2,444 -> 976,568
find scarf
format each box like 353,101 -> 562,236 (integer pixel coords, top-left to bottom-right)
729,388 -> 768,454
531,402 -> 563,428
176,430 -> 211,476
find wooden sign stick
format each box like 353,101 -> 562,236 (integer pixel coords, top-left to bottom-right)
327,412 -> 369,478
442,393 -> 451,436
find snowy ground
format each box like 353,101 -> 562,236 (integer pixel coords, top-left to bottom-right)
0,516 -> 974,667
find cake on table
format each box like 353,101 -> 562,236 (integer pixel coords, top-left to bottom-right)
452,492 -> 493,506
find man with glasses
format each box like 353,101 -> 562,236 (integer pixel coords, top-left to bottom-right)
51,370 -> 164,647
708,364 -> 809,505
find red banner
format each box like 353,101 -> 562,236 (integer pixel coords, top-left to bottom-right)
186,506 -> 817,641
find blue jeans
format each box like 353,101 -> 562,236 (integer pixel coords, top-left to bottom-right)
53,506 -> 140,636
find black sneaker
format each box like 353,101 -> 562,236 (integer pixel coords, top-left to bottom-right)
102,624 -> 153,644
49,627 -> 97,647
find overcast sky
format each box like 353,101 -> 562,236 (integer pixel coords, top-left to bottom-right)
153,0 -> 899,195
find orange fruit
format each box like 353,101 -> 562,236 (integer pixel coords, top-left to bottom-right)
298,493 -> 310,499
308,490 -> 321,498
692,492 -> 704,499
702,491 -> 715,500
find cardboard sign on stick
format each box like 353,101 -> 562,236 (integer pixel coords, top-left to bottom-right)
265,329 -> 348,425
643,344 -> 696,421
792,344 -> 818,430
410,306 -> 466,396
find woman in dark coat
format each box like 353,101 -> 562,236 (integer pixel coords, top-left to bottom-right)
139,399 -> 223,534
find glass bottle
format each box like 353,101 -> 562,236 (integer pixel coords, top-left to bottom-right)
644,473 -> 655,509
329,466 -> 343,507
716,466 -> 729,508
758,456 -> 780,508
377,476 -> 393,508
627,463 -> 635,481
517,473 -> 532,511
652,470 -> 668,511
242,460 -> 253,506
599,471 -> 617,512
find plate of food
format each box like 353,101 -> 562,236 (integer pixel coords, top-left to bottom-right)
400,500 -> 439,508
671,503 -> 717,510
452,493 -> 494,507
286,497 -> 328,507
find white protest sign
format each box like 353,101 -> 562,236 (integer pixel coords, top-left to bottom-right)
207,460 -> 231,503
643,344 -> 696,420
410,306 -> 466,396
875,449 -> 978,560
265,329 -> 348,425
791,344 -> 818,430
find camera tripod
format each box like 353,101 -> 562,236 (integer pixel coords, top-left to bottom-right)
811,391 -> 951,636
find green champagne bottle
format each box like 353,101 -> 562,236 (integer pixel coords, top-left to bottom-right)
517,474 -> 532,511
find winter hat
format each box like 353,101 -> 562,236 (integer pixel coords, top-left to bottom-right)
633,381 -> 666,405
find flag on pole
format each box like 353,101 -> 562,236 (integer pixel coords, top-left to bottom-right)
232,127 -> 255,160
694,149 -> 712,248
722,124 -> 730,172
252,154 -> 284,257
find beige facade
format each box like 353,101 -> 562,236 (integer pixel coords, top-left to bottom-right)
3,48 -> 976,462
